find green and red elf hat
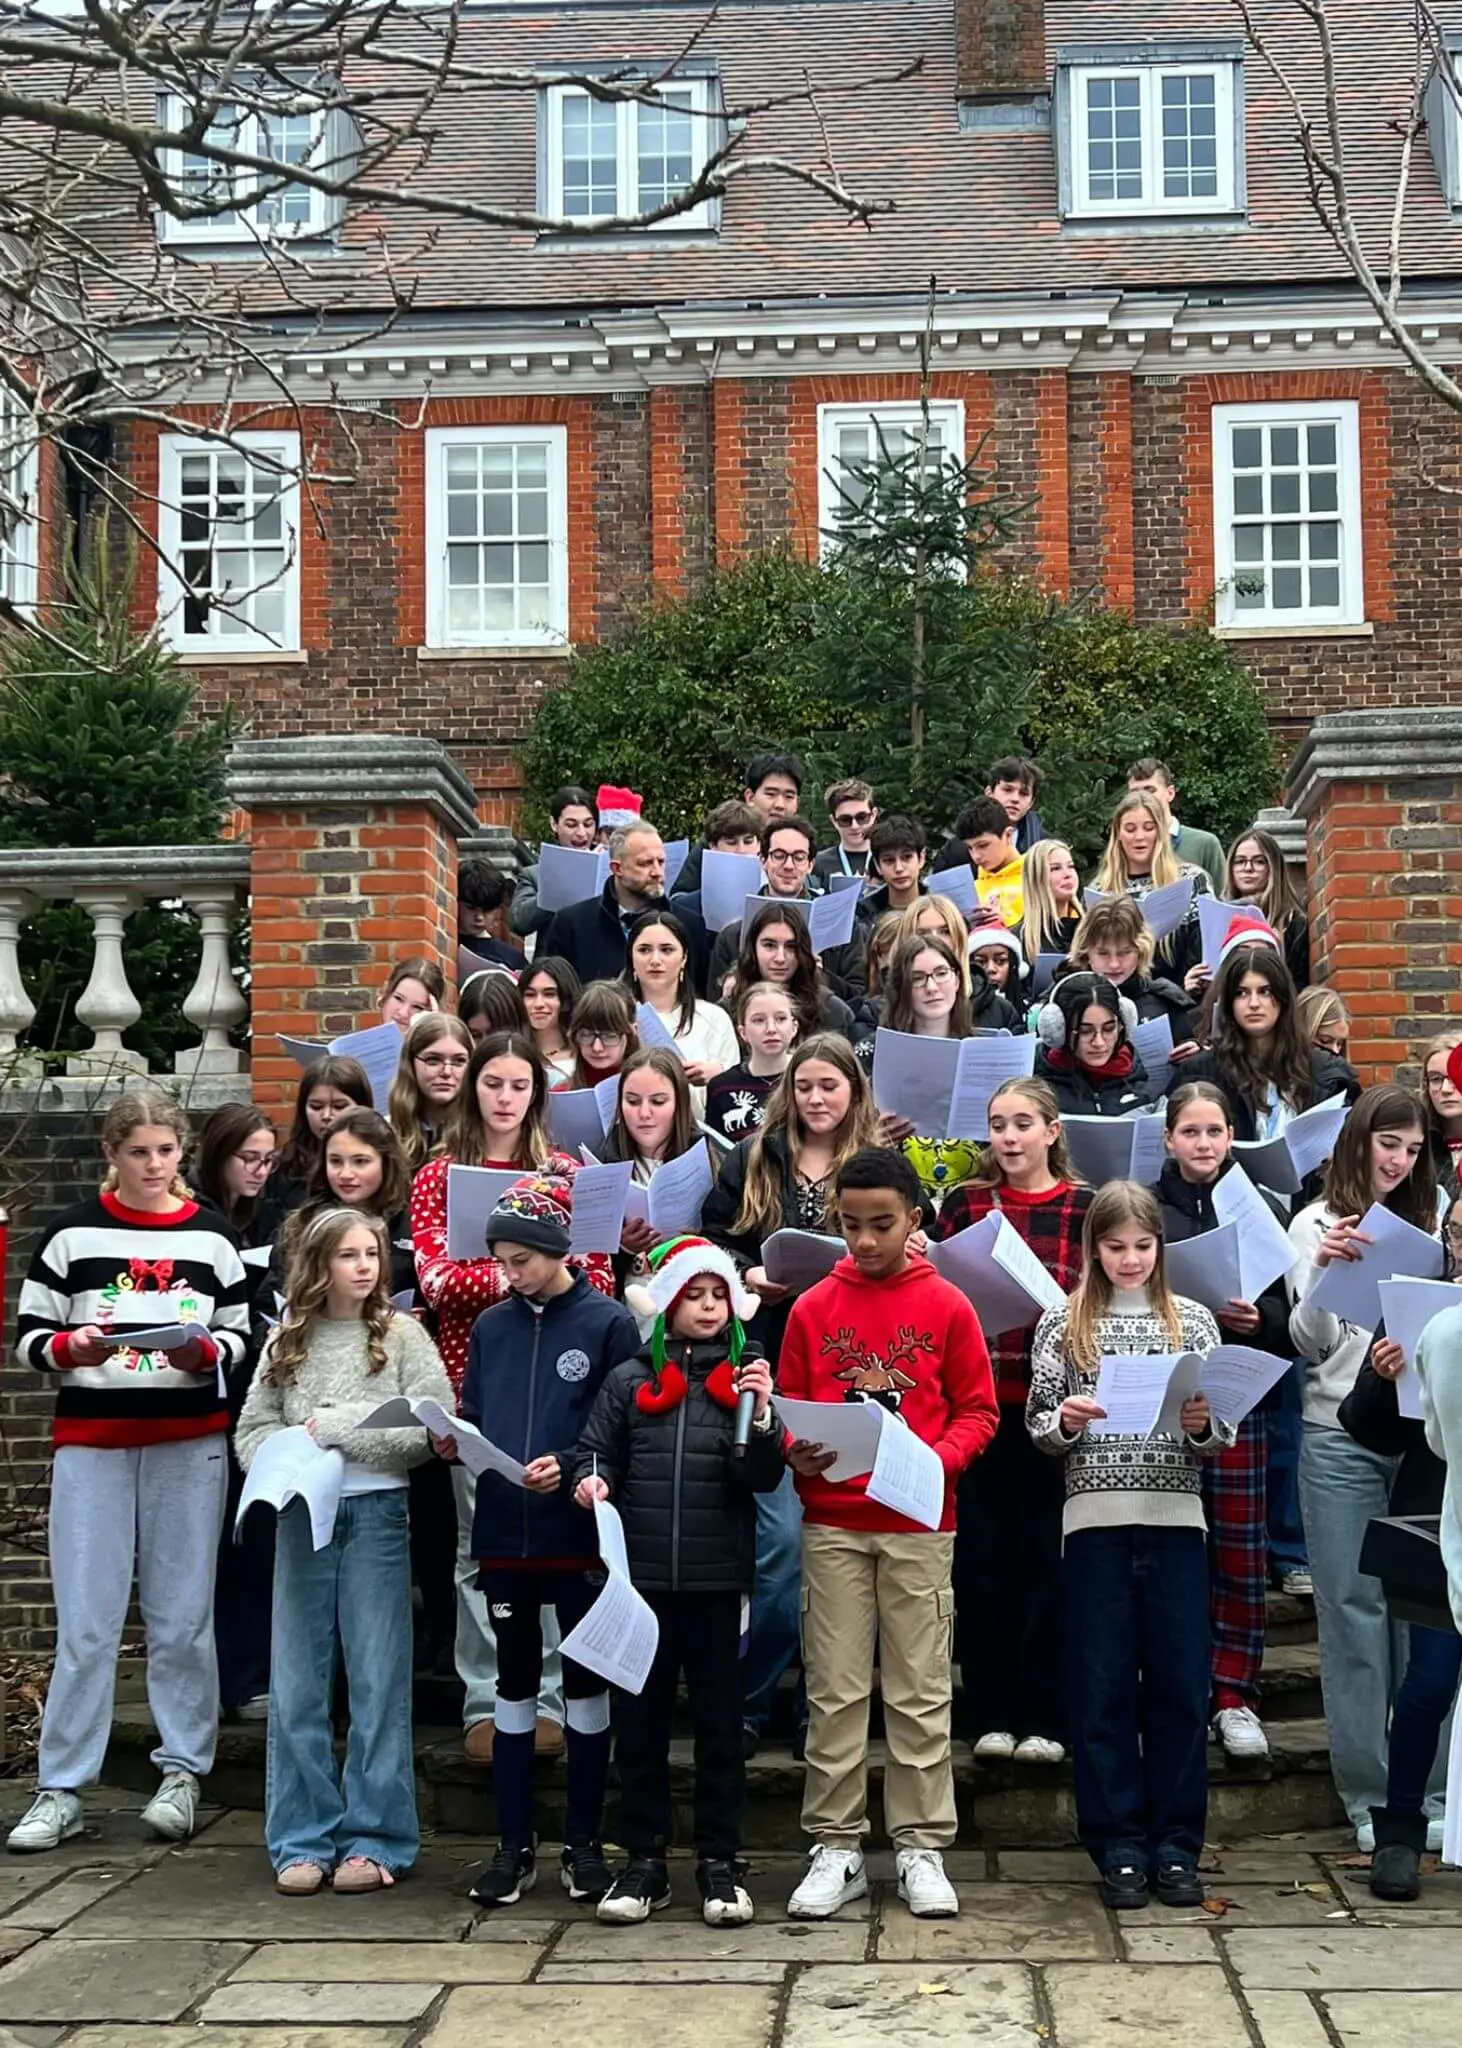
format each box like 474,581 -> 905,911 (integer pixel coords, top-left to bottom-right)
623,1234 -> 758,1415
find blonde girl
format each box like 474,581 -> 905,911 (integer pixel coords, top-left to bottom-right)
236,1208 -> 453,1894
1094,791 -> 1210,981
705,981 -> 798,1143
389,1013 -> 474,1174
1027,1181 -> 1226,1909
1018,841 -> 1083,966
11,1091 -> 251,1855
380,958 -> 445,1031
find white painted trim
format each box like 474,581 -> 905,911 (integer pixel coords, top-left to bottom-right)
157,430 -> 301,654
1211,399 -> 1364,630
543,78 -> 715,231
423,423 -> 569,648
1068,61 -> 1237,220
0,386 -> 38,612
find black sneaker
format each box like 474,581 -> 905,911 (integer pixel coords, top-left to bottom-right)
1154,1861 -> 1204,1908
1100,1863 -> 1150,1910
469,1840 -> 537,1906
596,1856 -> 672,1924
560,1841 -> 613,1903
697,1857 -> 755,1927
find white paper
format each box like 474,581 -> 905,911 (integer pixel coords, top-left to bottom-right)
547,1083 -> 614,1157
1235,1092 -> 1348,1197
1089,1353 -> 1183,1437
1305,1202 -> 1444,1332
1445,1698 -> 1462,1867
1212,1167 -> 1297,1299
701,849 -> 766,932
389,1289 -> 416,1310
1032,951 -> 1064,996
928,1212 -> 1065,1337
946,1034 -> 1037,1141
627,1141 -> 714,1239
322,1022 -> 406,1115
865,1409 -> 946,1530
662,838 -> 690,895
445,1163 -> 527,1261
635,1003 -> 686,1059
559,1493 -> 659,1693
240,1245 -> 272,1270
538,841 -> 610,913
109,1323 -> 199,1353
1131,1014 -> 1174,1097
357,1396 -> 526,1484
828,871 -> 864,896
1378,1277 -> 1459,1421
279,1035 -> 330,1071
870,1028 -> 961,1136
1061,1111 -> 1167,1190
761,1228 -> 846,1291
739,891 -> 809,938
772,1394 -> 884,1481
1164,1224 -> 1245,1315
1130,1112 -> 1170,1187
1195,1344 -> 1293,1428
566,1160 -> 635,1254
808,884 -> 860,954
930,864 -> 977,918
1135,876 -> 1196,943
237,1426 -> 346,1550
1197,895 -> 1250,974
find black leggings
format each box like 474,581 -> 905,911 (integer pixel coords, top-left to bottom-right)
478,1568 -> 603,1704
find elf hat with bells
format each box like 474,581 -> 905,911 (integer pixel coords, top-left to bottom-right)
623,1235 -> 759,1415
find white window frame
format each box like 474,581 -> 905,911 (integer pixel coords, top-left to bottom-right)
0,386 -> 38,611
1212,401 -> 1364,630
543,76 -> 717,229
816,401 -> 967,559
157,94 -> 338,244
424,424 -> 569,650
157,431 -> 301,654
1067,60 -> 1237,218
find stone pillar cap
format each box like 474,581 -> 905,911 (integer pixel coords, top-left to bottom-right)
1286,707 -> 1462,819
227,736 -> 480,838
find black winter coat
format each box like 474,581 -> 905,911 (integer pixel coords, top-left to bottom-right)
539,881 -> 662,984
1338,1332 -> 1445,1518
1033,1044 -> 1153,1117
574,1338 -> 784,1591
1151,1158 -> 1293,1403
1177,1045 -> 1359,1145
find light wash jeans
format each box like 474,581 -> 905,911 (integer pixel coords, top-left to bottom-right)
451,1463 -> 563,1728
266,1490 -> 418,1875
1299,1423 -> 1447,1828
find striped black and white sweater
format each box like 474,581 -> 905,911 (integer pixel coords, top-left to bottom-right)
16,1191 -> 251,1448
1026,1289 -> 1231,1537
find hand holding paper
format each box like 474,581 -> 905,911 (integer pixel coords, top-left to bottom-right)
559,1492 -> 660,1693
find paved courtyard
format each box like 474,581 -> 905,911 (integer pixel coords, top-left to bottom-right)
0,1789 -> 1458,2048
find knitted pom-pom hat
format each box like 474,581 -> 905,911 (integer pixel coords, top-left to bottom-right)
485,1175 -> 573,1257
623,1234 -> 758,1412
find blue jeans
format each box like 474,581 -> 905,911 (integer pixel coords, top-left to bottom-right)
1065,1524 -> 1211,1873
742,1469 -> 804,1735
1265,1361 -> 1308,1577
266,1490 -> 418,1875
1387,1626 -> 1462,1814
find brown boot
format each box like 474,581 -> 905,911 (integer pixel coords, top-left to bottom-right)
464,1719 -> 495,1764
535,1716 -> 566,1759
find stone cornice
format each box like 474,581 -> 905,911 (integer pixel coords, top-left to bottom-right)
227,735 -> 481,838
1286,708 -> 1462,819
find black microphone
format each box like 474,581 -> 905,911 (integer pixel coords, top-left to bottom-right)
732,1377 -> 757,1459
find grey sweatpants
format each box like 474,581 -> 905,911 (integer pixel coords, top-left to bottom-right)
39,1436 -> 228,1791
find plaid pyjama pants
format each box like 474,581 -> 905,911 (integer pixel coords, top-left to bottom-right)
1202,1411 -> 1268,1711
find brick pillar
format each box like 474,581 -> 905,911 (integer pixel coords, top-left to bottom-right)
227,735 -> 480,1121
1287,707 -> 1462,1085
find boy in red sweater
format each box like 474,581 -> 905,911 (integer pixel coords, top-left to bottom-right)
778,1147 -> 997,1921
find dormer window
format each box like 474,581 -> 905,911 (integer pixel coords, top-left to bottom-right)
156,94 -> 349,245
541,77 -> 720,230
1056,43 -> 1245,221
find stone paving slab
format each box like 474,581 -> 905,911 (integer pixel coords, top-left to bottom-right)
64,2029 -> 412,2048
782,1963 -> 1037,2048
877,1884 -> 1114,1961
2,1869 -> 142,1932
992,1849 -> 1094,1883
1226,1927 -> 1462,1989
0,1939 -> 249,2024
199,1983 -> 441,2024
536,1961 -> 790,1985
1241,1991 -> 1333,2048
1163,1882 -> 1350,1927
424,1982 -> 778,2048
1120,1926 -> 1220,1964
1045,1962 -> 1252,2048
551,1916 -> 867,1963
229,1939 -> 541,1982
1325,1992 -> 1462,2046
62,1849 -> 475,1942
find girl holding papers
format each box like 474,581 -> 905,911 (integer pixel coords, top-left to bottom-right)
1027,1182 -> 1228,1911
1061,897 -> 1196,1050
1013,840 -> 1083,971
234,1208 -> 453,1895
1224,828 -> 1309,989
874,933 -> 1015,1203
1092,791 -> 1210,979
1151,1083 -> 1297,1763
9,1090 -> 252,1858
931,1078 -> 1092,1767
621,910 -> 738,1103
601,1048 -> 706,1284
704,982 -> 798,1142
389,1014 -> 473,1173
1032,973 -> 1155,1119
723,904 -> 856,1040
270,1110 -> 417,1304
1181,933 -> 1357,1147
1287,1085 -> 1439,1850
519,959 -> 582,1083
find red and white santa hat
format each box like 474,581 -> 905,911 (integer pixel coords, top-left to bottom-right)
1217,910 -> 1283,970
596,784 -> 644,830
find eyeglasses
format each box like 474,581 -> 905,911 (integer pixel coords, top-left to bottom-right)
766,848 -> 811,866
576,1027 -> 627,1048
1426,1071 -> 1458,1093
234,1151 -> 276,1174
1232,853 -> 1269,870
910,966 -> 956,990
1076,1021 -> 1120,1044
835,809 -> 873,829
417,1053 -> 469,1072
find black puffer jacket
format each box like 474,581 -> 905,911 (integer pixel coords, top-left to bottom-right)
574,1338 -> 784,1591
1033,1043 -> 1153,1117
1151,1158 -> 1293,1402
1177,1045 -> 1358,1145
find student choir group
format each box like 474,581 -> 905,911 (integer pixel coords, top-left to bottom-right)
10,751 -> 1462,1926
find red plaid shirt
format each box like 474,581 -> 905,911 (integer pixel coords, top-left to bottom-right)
932,1180 -> 1092,1404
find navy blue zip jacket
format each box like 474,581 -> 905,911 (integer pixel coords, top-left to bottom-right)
460,1273 -> 641,1564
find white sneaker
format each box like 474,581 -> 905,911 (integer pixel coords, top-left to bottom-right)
1355,1818 -> 1376,1854
896,1848 -> 959,1918
6,1790 -> 83,1854
1012,1736 -> 1065,1765
236,1695 -> 270,1723
972,1730 -> 1017,1759
140,1770 -> 200,1842
1427,1815 -> 1445,1854
1280,1567 -> 1313,1598
787,1844 -> 868,1919
1213,1708 -> 1270,1759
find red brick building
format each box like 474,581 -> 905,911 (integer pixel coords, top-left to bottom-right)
14,0 -> 1462,812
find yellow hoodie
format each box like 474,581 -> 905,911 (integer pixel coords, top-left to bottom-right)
975,851 -> 1025,928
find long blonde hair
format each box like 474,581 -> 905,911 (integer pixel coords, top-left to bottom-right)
1019,841 -> 1080,964
1095,791 -> 1182,894
266,1207 -> 394,1388
730,1033 -> 881,1240
1062,1181 -> 1182,1375
969,1078 -> 1082,1190
389,1012 -> 473,1172
896,894 -> 972,990
100,1089 -> 192,1201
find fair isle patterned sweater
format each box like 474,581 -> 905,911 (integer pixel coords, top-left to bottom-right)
1026,1289 -> 1231,1536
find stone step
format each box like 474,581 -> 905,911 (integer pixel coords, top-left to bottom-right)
1260,1640 -> 1323,1721
103,1705 -> 1343,1850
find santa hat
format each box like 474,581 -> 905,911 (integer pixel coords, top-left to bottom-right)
485,1175 -> 573,1257
1447,1040 -> 1462,1097
597,784 -> 644,830
966,904 -> 1022,964
623,1234 -> 758,1411
1217,912 -> 1283,971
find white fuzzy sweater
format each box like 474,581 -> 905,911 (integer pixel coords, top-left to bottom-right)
1418,1301 -> 1462,1634
236,1310 -> 454,1484
1287,1201 -> 1373,1430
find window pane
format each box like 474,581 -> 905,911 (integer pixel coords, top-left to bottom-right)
1233,526 -> 1264,563
1085,75 -> 1145,203
1161,72 -> 1219,201
1271,472 -> 1301,516
1232,427 -> 1263,469
447,492 -> 479,538
1307,423 -> 1337,466
1309,565 -> 1340,607
637,90 -> 698,212
560,92 -> 618,217
518,490 -> 550,536
1233,475 -> 1264,517
1272,525 -> 1301,562
1307,472 -> 1338,514
1233,575 -> 1265,610
1308,521 -> 1340,561
1270,426 -> 1299,467
518,542 -> 550,588
1272,567 -> 1303,608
